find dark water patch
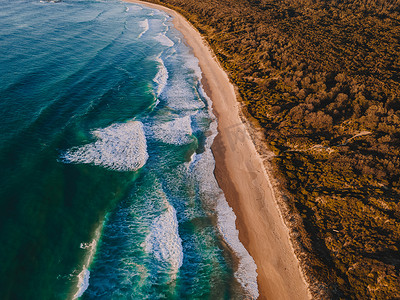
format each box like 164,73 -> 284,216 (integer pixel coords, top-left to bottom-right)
0,151 -> 136,299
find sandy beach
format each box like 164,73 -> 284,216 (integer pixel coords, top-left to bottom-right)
125,1 -> 310,298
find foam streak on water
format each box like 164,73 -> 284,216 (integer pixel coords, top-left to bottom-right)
138,19 -> 149,38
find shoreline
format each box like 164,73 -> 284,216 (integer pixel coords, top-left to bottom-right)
124,1 -> 311,298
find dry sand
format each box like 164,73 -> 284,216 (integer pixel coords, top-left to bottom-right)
124,1 -> 311,298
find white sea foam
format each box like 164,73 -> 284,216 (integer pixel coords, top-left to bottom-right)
80,241 -> 96,250
145,203 -> 183,279
153,56 -> 168,97
126,4 -> 142,12
73,225 -> 102,299
164,79 -> 205,111
198,84 -> 215,119
152,116 -> 193,145
184,55 -> 202,82
73,268 -> 90,299
154,32 -> 174,48
216,199 -> 259,299
62,121 -> 148,171
138,19 -> 149,38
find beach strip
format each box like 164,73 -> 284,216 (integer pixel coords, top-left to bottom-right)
124,1 -> 310,298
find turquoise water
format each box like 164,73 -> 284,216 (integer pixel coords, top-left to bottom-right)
0,0 -> 258,299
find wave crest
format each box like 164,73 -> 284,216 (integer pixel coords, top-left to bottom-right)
61,121 -> 148,171
151,116 -> 193,145
216,199 -> 259,299
138,19 -> 149,38
153,56 -> 168,97
154,32 -> 174,47
145,203 -> 183,279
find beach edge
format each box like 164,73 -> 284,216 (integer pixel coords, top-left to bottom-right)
123,1 -> 311,298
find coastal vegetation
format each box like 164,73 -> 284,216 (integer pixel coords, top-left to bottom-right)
143,0 -> 400,298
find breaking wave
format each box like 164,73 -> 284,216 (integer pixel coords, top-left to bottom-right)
216,199 -> 259,299
164,79 -> 205,111
73,268 -> 90,299
145,202 -> 183,280
151,115 -> 193,146
73,225 -> 102,299
153,56 -> 168,97
61,121 -> 148,171
154,32 -> 174,48
138,19 -> 149,38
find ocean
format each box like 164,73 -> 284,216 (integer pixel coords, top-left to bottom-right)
0,0 -> 258,299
